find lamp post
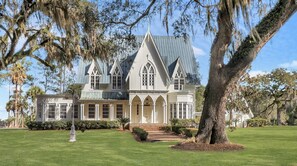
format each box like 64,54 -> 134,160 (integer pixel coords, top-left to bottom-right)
69,94 -> 77,142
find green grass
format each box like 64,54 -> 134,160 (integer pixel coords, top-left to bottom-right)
0,127 -> 297,166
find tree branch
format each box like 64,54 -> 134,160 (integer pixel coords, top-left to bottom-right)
226,0 -> 297,82
109,0 -> 156,28
208,1 -> 233,82
0,24 -> 12,40
193,0 -> 219,8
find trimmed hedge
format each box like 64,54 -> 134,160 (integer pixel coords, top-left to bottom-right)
26,120 -> 119,130
247,118 -> 268,127
132,127 -> 148,141
170,118 -> 198,128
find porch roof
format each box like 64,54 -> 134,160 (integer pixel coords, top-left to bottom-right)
80,91 -> 129,100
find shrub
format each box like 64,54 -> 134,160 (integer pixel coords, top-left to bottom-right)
176,119 -> 197,128
170,118 -> 179,126
247,118 -> 268,127
170,119 -> 198,128
26,120 -> 119,130
179,128 -> 193,138
118,117 -> 130,130
107,121 -> 120,128
159,126 -> 171,133
172,126 -> 185,135
132,127 -> 148,141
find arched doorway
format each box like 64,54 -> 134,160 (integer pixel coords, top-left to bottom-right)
131,96 -> 141,123
155,96 -> 166,123
143,96 -> 153,123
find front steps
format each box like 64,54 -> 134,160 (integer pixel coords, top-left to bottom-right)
130,123 -> 166,131
129,123 -> 185,142
147,130 -> 185,142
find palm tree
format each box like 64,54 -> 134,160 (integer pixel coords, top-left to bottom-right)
10,62 -> 27,128
6,100 -> 15,128
26,86 -> 45,121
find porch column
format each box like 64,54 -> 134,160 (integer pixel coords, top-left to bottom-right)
110,104 -> 114,120
153,103 -> 156,123
176,102 -> 179,119
181,103 -> 184,119
141,104 -> 144,123
80,104 -> 84,120
42,102 -> 46,122
129,103 -> 132,123
163,102 -> 166,124
95,104 -> 99,120
56,104 -> 60,120
165,104 -> 167,124
186,104 -> 189,119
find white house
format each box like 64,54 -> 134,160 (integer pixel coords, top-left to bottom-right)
35,32 -> 200,125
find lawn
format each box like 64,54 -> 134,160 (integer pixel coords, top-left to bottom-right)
0,127 -> 297,166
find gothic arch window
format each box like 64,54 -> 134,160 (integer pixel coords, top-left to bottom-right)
112,66 -> 122,89
91,67 -> 100,90
174,66 -> 184,90
142,62 -> 154,88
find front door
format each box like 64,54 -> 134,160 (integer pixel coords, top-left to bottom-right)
143,106 -> 152,123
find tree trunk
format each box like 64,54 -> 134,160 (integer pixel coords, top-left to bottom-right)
15,84 -> 19,128
277,103 -> 284,126
229,109 -> 233,127
196,0 -> 296,144
196,76 -> 230,144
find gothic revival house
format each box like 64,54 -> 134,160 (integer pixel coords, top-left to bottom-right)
36,32 -> 200,124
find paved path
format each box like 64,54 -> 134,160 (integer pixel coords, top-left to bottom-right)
147,131 -> 185,142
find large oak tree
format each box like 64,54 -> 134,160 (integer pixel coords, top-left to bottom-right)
112,0 -> 297,144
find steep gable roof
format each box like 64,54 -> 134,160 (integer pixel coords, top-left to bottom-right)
125,32 -> 170,82
76,34 -> 200,85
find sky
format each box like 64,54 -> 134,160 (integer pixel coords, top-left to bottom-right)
1,11 -> 297,120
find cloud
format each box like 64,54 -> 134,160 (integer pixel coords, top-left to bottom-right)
249,70 -> 267,77
192,46 -> 206,58
279,60 -> 297,69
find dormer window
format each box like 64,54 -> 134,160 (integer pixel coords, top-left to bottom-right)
91,67 -> 100,90
112,67 -> 122,89
142,63 -> 154,88
174,67 -> 184,90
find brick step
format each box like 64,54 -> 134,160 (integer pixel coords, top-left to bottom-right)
147,130 -> 185,142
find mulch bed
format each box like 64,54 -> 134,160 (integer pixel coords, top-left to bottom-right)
171,142 -> 244,152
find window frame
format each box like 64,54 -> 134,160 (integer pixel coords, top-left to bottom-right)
174,66 -> 185,90
91,67 -> 100,90
116,104 -> 123,119
142,62 -> 154,88
48,104 -> 56,119
60,103 -> 67,119
88,104 -> 95,119
102,104 -> 109,118
112,66 -> 122,90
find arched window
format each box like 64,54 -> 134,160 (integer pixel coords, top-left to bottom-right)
91,67 -> 100,90
142,63 -> 154,88
112,66 -> 122,89
174,67 -> 184,90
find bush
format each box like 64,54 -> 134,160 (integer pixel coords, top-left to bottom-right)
170,119 -> 198,128
177,119 -> 198,128
170,118 -> 179,126
26,120 -> 119,130
172,126 -> 185,135
179,128 -> 193,138
247,118 -> 268,127
118,117 -> 130,130
132,127 -> 148,141
159,126 -> 171,133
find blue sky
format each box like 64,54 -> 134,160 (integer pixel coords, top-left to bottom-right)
0,13 -> 297,120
